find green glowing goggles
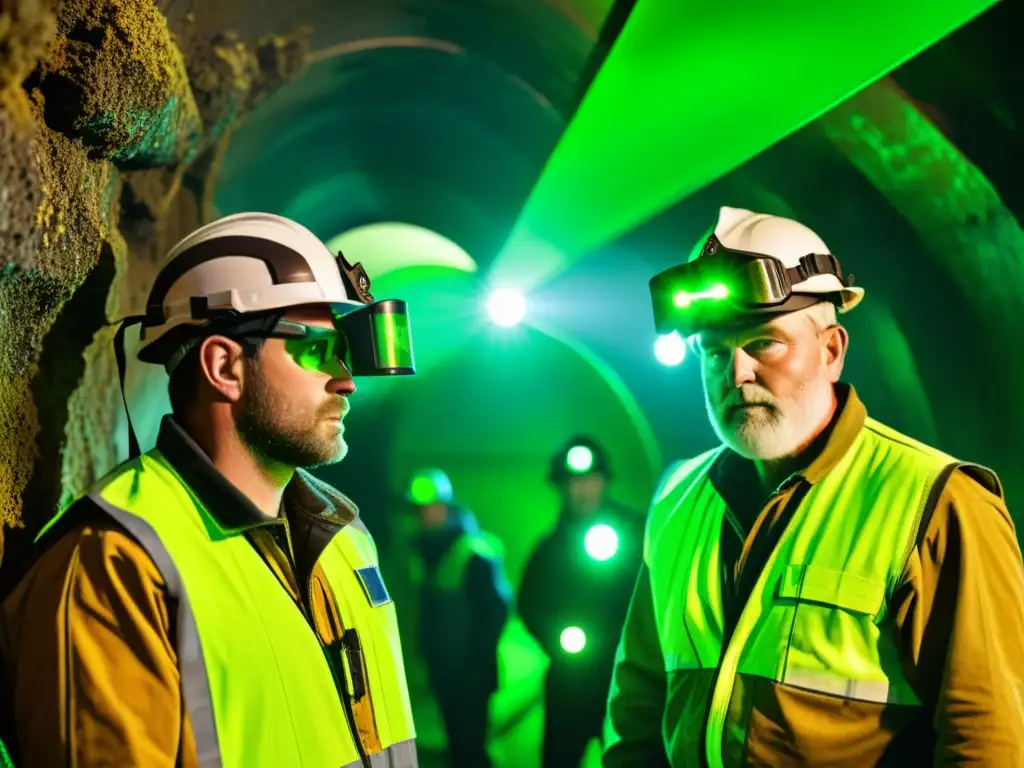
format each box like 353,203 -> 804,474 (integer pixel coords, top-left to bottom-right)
649,234 -> 847,336
269,300 -> 415,376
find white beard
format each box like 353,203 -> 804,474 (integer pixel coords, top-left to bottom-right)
707,377 -> 834,461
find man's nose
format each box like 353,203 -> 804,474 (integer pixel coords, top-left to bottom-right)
328,374 -> 356,396
729,348 -> 757,388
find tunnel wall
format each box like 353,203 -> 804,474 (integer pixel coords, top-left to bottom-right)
0,0 -> 308,562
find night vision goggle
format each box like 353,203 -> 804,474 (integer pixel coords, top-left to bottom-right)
172,300 -> 415,378
146,251 -> 415,378
281,302 -> 414,376
649,234 -> 848,336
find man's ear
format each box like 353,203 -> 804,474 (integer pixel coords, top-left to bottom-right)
197,335 -> 247,402
823,325 -> 849,384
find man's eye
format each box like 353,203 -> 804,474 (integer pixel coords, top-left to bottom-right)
748,339 -> 782,354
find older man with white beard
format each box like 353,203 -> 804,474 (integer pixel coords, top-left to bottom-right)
603,207 -> 1024,768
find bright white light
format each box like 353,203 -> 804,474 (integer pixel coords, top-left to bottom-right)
566,445 -> 594,473
487,288 -> 526,327
559,626 -> 587,654
654,332 -> 686,366
585,523 -> 620,561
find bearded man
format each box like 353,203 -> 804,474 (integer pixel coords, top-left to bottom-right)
0,213 -> 420,767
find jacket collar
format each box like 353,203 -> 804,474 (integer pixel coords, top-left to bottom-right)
708,383 -> 867,510
155,415 -> 358,536
800,382 -> 866,485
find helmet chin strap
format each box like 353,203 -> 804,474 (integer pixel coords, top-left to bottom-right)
165,337 -> 201,377
113,315 -> 146,460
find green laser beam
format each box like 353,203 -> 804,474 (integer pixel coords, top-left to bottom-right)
489,0 -> 999,291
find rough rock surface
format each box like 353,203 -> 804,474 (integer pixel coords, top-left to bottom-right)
0,0 -> 308,562
36,0 -> 203,168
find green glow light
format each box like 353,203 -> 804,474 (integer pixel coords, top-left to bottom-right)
487,288 -> 527,327
325,222 -> 478,280
674,284 -> 730,307
489,0 -> 997,291
408,476 -> 438,506
566,445 -> 595,473
560,626 -> 587,654
585,523 -> 620,561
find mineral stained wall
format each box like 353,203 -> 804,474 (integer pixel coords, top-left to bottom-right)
0,0 -> 308,561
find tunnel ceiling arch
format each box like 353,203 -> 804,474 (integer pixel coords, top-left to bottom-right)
215,0 -> 615,267
326,222 -> 479,279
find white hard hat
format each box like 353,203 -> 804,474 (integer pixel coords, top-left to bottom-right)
711,206 -> 864,312
406,468 -> 454,506
138,212 -> 370,365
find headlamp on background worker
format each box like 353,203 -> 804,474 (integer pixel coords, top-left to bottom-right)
548,436 -> 621,560
649,206 -> 865,337
405,468 -> 454,507
113,212 -> 416,457
548,435 -> 611,484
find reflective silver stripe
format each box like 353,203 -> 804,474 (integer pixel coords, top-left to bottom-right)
782,668 -> 894,704
342,739 -> 418,768
90,494 -> 223,767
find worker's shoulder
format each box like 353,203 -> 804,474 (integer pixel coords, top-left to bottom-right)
862,417 -> 1002,497
653,447 -> 722,503
906,466 -> 1019,580
935,465 -> 1010,525
462,529 -> 506,561
3,497 -> 165,613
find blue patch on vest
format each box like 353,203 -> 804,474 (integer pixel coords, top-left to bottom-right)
355,565 -> 392,607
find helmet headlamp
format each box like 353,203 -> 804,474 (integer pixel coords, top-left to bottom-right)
650,234 -> 848,336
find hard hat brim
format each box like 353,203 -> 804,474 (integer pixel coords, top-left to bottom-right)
837,286 -> 864,313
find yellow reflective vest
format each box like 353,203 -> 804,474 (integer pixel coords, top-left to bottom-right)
40,449 -> 416,768
641,417 -> 996,767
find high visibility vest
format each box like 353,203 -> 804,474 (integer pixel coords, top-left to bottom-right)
40,450 -> 416,768
645,417 -> 998,767
411,531 -> 508,591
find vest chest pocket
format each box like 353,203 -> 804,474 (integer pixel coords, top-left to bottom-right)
773,564 -> 894,704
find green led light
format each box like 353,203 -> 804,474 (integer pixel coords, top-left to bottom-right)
673,284 -> 730,308
673,291 -> 692,308
585,523 -> 620,561
560,626 -> 587,654
408,476 -> 439,506
566,445 -> 595,473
